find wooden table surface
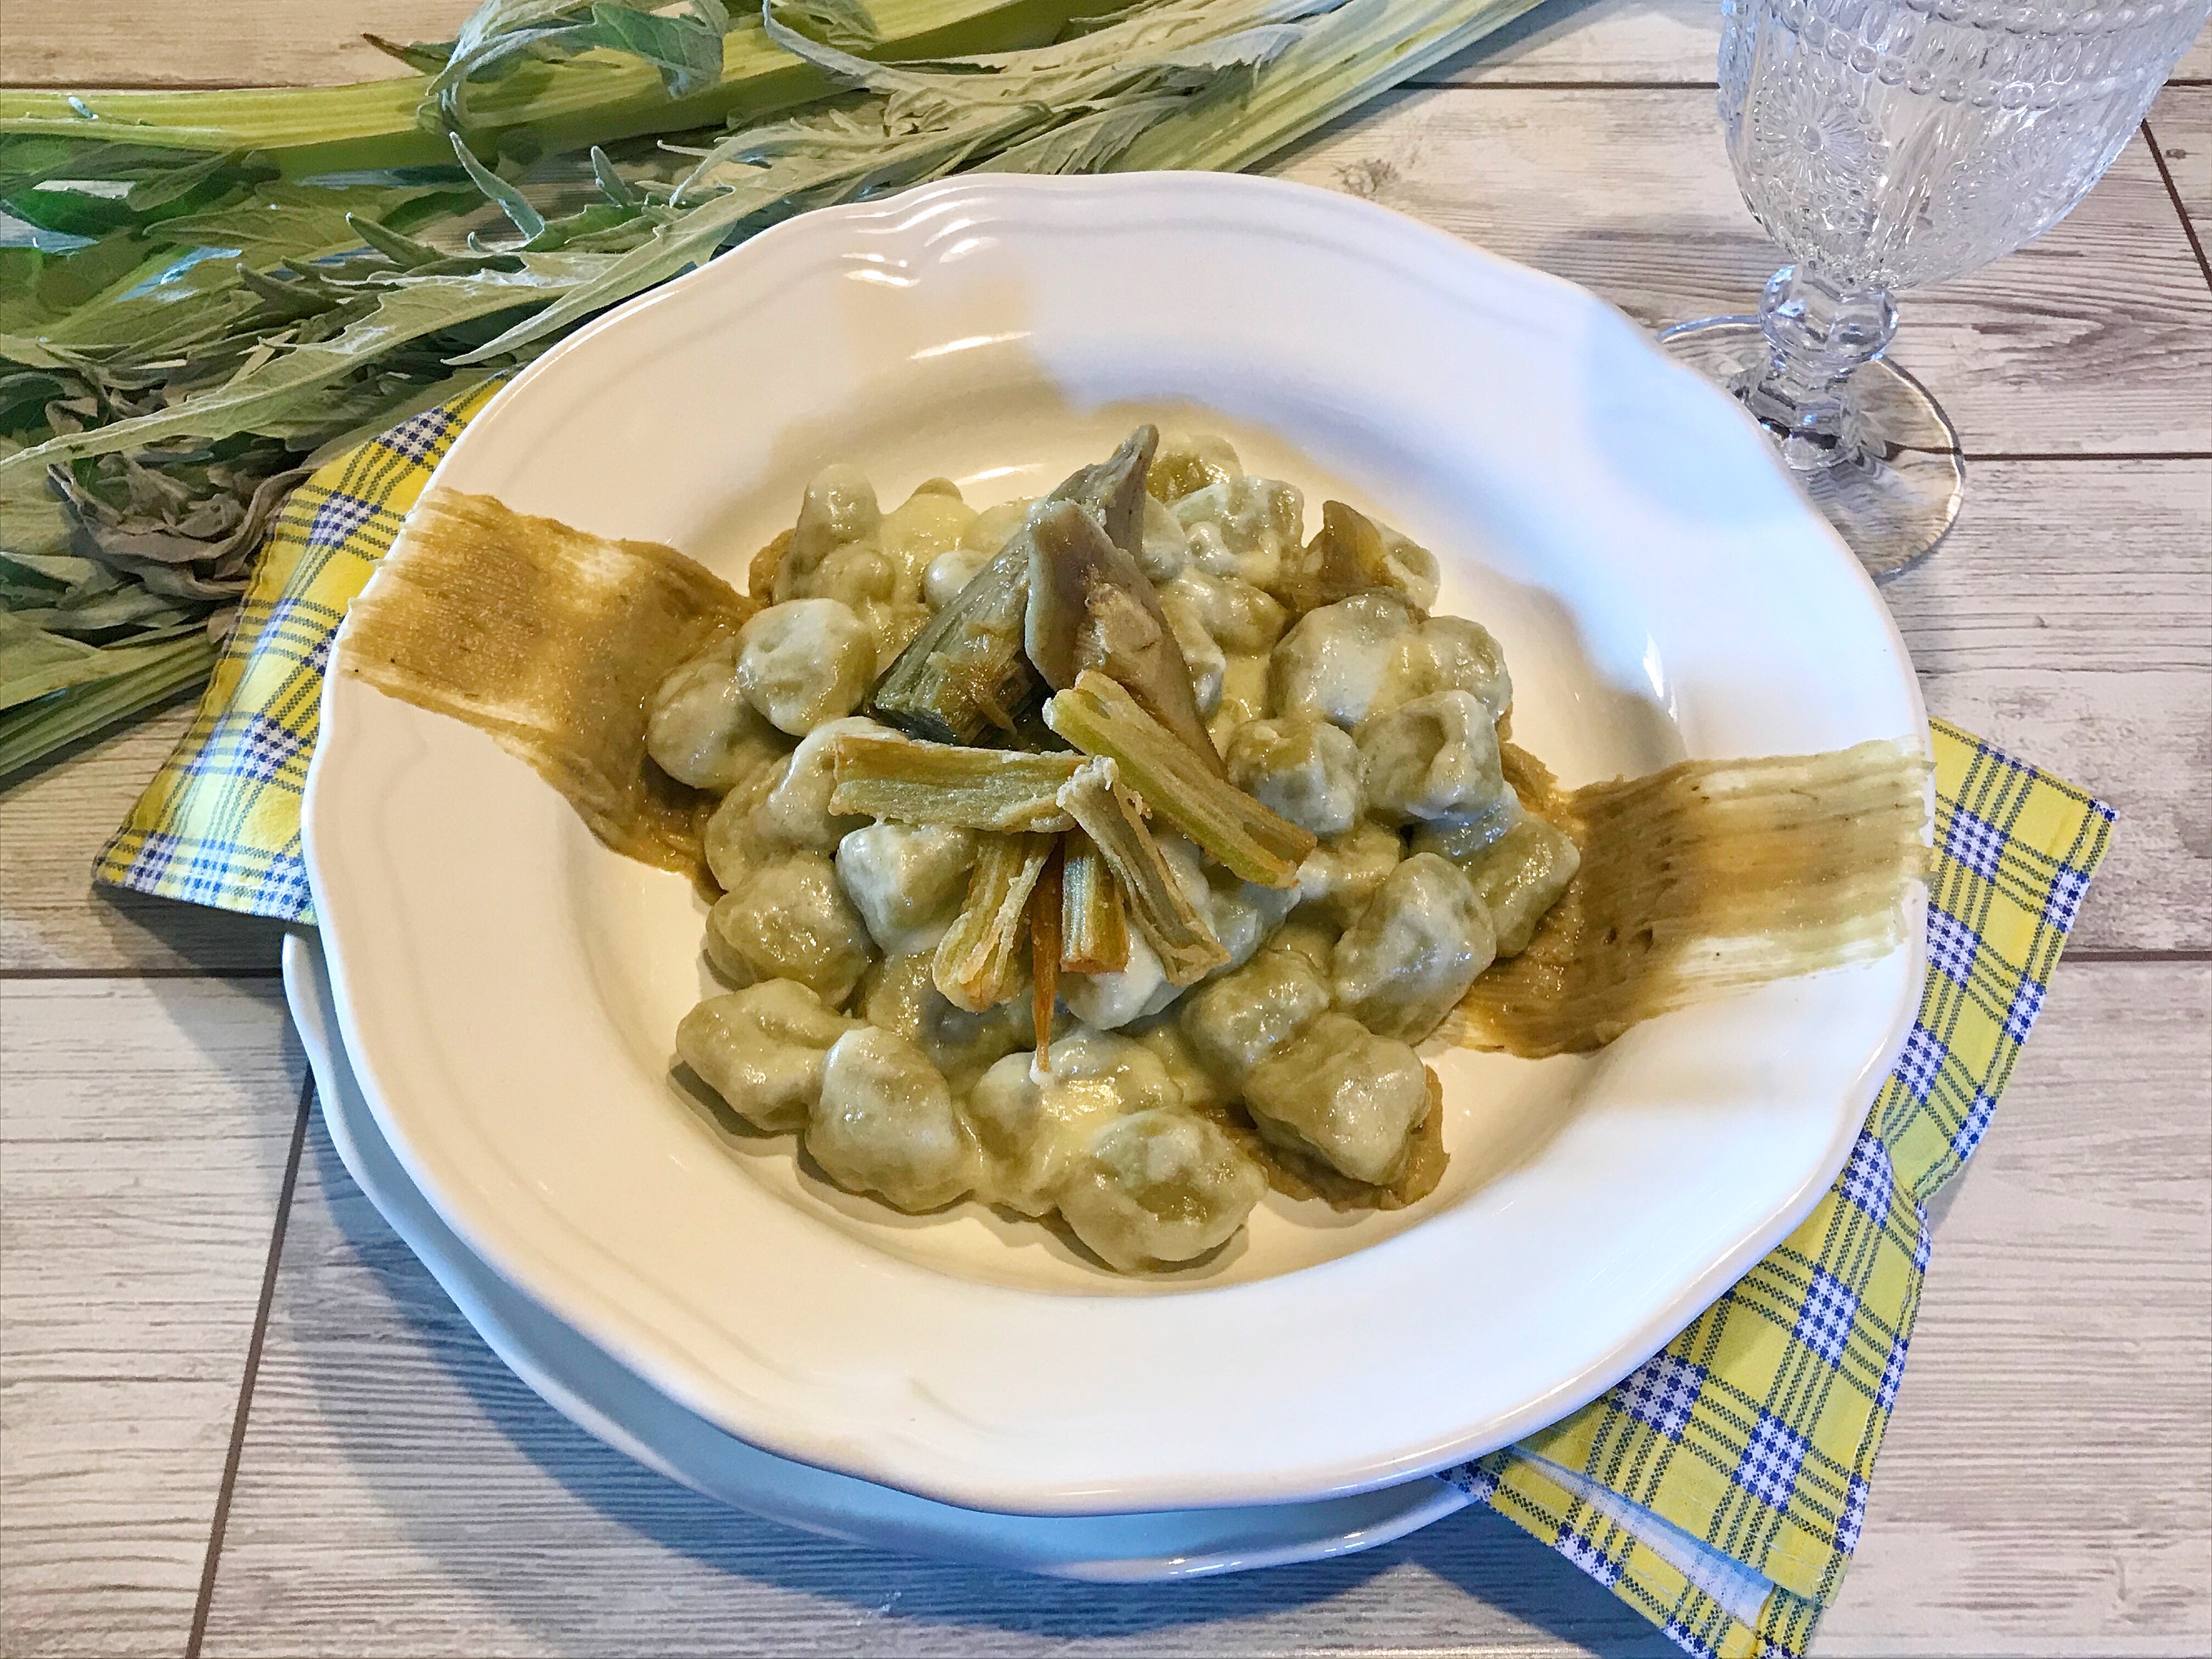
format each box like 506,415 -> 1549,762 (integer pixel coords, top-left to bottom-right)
4,4 -> 2209,1655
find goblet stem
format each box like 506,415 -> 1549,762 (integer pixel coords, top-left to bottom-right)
1658,269 -> 1962,584
1738,265 -> 1897,475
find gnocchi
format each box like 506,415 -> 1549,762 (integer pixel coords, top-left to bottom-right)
1385,614 -> 1511,723
837,822 -> 978,956
646,636 -> 789,792
1178,944 -> 1330,1083
809,1026 -> 974,1211
1269,590 -> 1419,730
859,951 -> 1033,1094
737,599 -> 877,735
1459,815 -> 1582,957
1062,927 -> 1173,1030
1057,1109 -> 1268,1273
1357,689 -> 1509,824
1243,1013 -> 1430,1187
676,981 -> 855,1132
776,466 -> 878,591
760,715 -> 884,851
673,429 -> 1582,1271
964,1031 -> 1182,1217
1224,715 -> 1364,838
706,850 -> 878,1006
1331,853 -> 1497,1040
1174,476 -> 1305,592
1294,820 -> 1402,926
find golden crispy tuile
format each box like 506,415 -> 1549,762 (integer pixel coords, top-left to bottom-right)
1044,670 -> 1316,887
336,486 -> 755,886
1054,758 -> 1228,985
1449,740 -> 1929,1058
827,731 -> 1079,831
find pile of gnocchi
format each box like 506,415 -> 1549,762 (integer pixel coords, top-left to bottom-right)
648,428 -> 1579,1274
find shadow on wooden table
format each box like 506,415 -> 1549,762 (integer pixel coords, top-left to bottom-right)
230,1119 -> 1679,1656
0,689 -> 290,975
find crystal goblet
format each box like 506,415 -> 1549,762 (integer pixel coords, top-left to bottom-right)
1663,0 -> 2211,580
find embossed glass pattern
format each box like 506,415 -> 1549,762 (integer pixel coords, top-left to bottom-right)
1663,0 -> 2210,578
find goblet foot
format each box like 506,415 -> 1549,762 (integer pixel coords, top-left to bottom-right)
1659,317 -> 1962,583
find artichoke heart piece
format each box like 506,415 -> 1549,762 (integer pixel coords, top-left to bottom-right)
1023,494 -> 1225,778
1054,757 -> 1229,986
1060,828 -> 1131,975
1046,423 -> 1156,557
1045,670 -> 1317,888
868,426 -> 1164,749
868,537 -> 1039,746
828,731 -> 1080,831
1271,499 -> 1441,616
932,832 -> 1055,1014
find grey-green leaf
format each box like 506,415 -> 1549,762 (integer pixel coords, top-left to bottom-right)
452,134 -> 549,240
0,259 -> 603,483
586,4 -> 730,100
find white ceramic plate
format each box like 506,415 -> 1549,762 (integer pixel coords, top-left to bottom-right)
304,171 -> 1927,1518
283,928 -> 1476,1579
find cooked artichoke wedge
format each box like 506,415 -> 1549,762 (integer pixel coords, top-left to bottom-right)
868,537 -> 1039,746
871,426 -> 1221,765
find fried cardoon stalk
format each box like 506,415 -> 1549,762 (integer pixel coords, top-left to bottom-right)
1044,670 -> 1316,887
1054,758 -> 1226,985
932,831 -> 1054,1012
1029,843 -> 1063,1073
828,731 -> 1079,830
1058,828 -> 1130,974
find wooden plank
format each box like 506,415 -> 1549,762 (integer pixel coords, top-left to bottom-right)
1266,89 -> 2212,456
1818,962 -> 2212,1655
1421,1 -> 2212,88
0,2 -> 2198,94
0,702 -> 287,977
1885,459 -> 2212,956
0,0 -> 1714,90
0,1 -> 471,89
2181,23 -> 2212,82
1416,0 -> 1718,85
193,963 -> 2206,1656
0,980 -> 305,1659
2149,86 -> 2211,230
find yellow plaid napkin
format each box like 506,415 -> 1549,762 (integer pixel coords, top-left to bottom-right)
1440,725 -> 2111,1654
97,393 -> 2113,1657
95,380 -> 508,915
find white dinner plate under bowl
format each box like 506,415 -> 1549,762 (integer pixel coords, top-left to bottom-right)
282,929 -> 1475,1579
303,171 -> 1928,1518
